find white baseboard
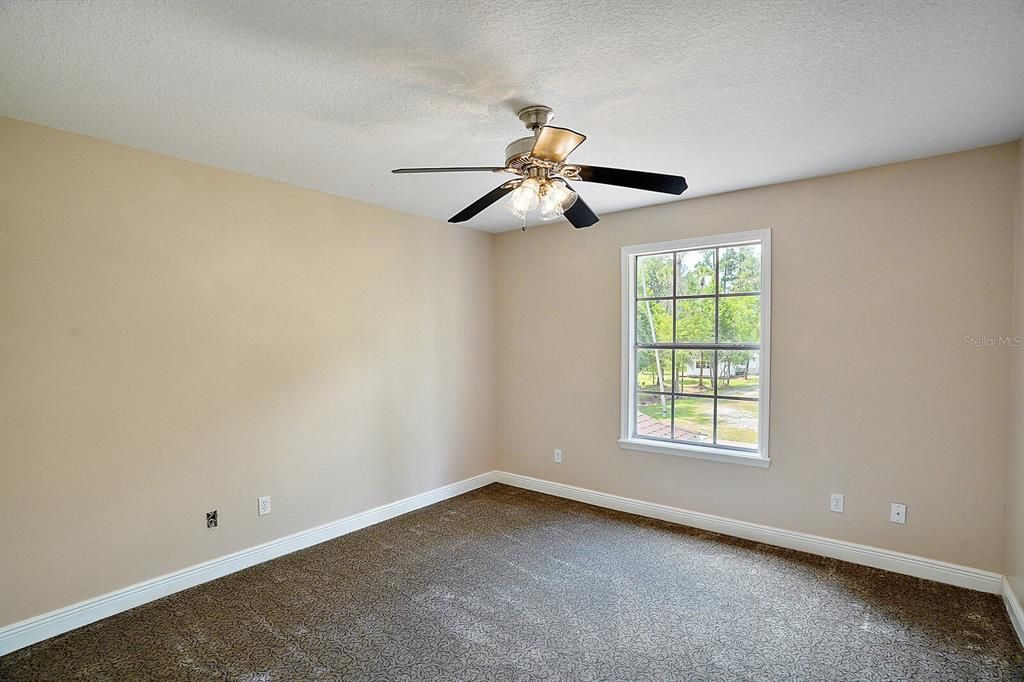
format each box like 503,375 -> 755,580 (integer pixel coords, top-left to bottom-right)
492,471 -> 1004,595
0,470 -> 498,657
2,469 -> 1013,658
1003,577 -> 1024,648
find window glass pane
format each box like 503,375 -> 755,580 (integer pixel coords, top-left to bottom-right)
675,298 -> 715,343
674,350 -> 714,395
676,249 -> 716,296
716,350 -> 760,398
636,299 -> 673,344
715,399 -> 759,449
672,396 -> 713,442
629,238 -> 766,456
636,393 -> 672,439
719,244 -> 761,293
636,253 -> 673,298
636,350 -> 672,392
718,295 -> 760,343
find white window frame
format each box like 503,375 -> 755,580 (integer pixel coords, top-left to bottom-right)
619,229 -> 771,468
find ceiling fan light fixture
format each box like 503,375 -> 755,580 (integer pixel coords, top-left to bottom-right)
504,177 -> 540,218
536,179 -> 572,221
547,178 -> 577,211
538,196 -> 562,221
505,197 -> 526,220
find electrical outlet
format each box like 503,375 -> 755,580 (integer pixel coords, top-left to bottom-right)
206,510 -> 218,529
553,449 -> 562,463
890,503 -> 907,524
829,493 -> 844,513
258,496 -> 271,516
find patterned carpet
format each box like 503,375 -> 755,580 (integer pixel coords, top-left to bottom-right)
2,483 -> 1022,680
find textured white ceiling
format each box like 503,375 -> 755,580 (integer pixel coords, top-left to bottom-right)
1,1 -> 1022,233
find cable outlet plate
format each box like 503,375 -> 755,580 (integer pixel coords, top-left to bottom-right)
890,502 -> 907,524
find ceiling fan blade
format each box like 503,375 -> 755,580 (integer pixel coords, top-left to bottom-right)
575,165 -> 687,195
562,183 -> 599,228
448,181 -> 520,223
530,126 -> 586,163
392,167 -> 505,174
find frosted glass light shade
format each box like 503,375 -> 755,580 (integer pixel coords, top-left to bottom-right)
504,178 -> 540,218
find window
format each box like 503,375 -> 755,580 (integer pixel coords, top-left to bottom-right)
620,230 -> 770,467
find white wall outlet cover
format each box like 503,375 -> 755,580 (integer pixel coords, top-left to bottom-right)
829,493 -> 844,513
890,502 -> 907,524
553,449 -> 562,463
258,496 -> 271,516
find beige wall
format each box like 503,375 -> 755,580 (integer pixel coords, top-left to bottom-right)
1009,140 -> 1024,599
496,144 -> 1018,572
2,117 -> 1020,632
0,119 -> 497,627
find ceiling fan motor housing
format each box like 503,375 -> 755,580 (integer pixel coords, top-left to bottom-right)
504,136 -> 536,169
506,105 -> 557,169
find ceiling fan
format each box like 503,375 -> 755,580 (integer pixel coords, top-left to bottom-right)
391,105 -> 687,229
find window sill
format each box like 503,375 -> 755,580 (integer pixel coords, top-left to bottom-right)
618,438 -> 770,468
